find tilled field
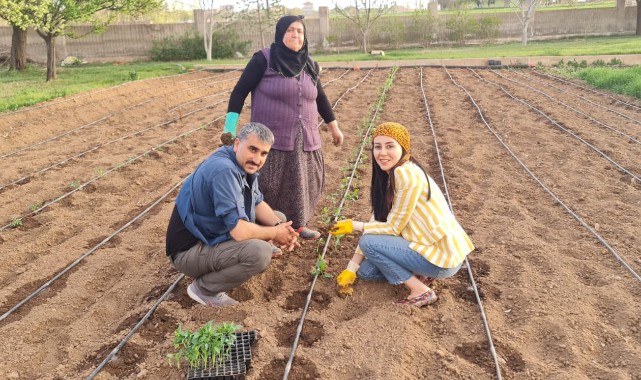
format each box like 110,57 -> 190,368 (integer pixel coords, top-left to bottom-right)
1,66 -> 640,380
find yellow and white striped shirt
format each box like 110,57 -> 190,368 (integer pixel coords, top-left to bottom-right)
360,161 -> 474,268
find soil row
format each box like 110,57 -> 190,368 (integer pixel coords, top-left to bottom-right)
0,67 -> 640,379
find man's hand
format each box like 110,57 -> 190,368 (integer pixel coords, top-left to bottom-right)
273,221 -> 300,251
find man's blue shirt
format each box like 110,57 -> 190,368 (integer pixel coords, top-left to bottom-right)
175,146 -> 264,245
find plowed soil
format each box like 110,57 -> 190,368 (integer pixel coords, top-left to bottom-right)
1,66 -> 641,380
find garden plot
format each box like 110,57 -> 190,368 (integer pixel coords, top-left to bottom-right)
0,66 -> 640,380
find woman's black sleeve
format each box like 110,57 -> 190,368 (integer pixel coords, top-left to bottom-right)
316,79 -> 336,123
227,52 -> 267,113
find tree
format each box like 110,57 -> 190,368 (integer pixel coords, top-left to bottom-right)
0,0 -> 50,71
637,0 -> 641,35
237,0 -> 286,49
35,0 -> 162,81
333,0 -> 394,53
199,0 -> 234,61
508,0 -> 542,45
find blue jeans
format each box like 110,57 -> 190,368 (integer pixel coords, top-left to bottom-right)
357,234 -> 462,285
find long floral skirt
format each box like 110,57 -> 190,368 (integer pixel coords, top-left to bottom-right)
259,126 -> 324,229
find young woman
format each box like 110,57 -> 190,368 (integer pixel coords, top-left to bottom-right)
329,122 -> 474,307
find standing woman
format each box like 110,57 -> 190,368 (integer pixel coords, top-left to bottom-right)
223,15 -> 343,240
329,122 -> 474,307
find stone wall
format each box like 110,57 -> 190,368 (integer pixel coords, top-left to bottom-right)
0,5 -> 636,63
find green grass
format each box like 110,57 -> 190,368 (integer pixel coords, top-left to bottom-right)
1,34 -> 640,112
310,35 -> 641,61
576,65 -> 641,99
0,61 -> 193,112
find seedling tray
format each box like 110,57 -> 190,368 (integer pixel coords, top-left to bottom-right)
188,331 -> 257,380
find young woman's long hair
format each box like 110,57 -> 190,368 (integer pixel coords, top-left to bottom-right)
370,147 -> 431,222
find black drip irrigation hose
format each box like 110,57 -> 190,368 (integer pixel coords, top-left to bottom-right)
320,68 -> 352,87
85,273 -> 186,380
0,75 -> 234,160
431,67 -> 503,380
444,67 -> 641,286
0,111 -> 227,232
52,69 -> 346,379
282,67 -> 392,380
0,95 -> 230,192
531,70 -> 641,113
0,178 -> 187,322
467,69 -> 641,184
0,70 -> 198,117
168,87 -> 233,113
176,69 -> 240,84
491,68 -> 641,146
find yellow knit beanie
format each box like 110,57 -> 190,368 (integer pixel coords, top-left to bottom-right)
373,122 -> 411,154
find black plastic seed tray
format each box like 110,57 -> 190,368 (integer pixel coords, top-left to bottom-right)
188,331 -> 258,380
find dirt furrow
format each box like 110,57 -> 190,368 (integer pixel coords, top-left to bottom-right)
1,66 -> 641,380
434,67 -> 641,379
474,69 -> 641,174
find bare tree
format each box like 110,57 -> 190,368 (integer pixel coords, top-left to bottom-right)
637,0 -> 641,35
333,0 -> 394,53
199,0 -> 233,61
237,0 -> 286,49
509,0 -> 541,45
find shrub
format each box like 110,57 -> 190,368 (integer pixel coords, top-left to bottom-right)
150,29 -> 250,61
445,5 -> 478,45
478,16 -> 501,43
210,29 -> 251,58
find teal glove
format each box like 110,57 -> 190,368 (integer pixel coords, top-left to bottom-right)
223,112 -> 239,137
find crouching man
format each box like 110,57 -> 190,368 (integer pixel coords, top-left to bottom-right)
165,123 -> 300,307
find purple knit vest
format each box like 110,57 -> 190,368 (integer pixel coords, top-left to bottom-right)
250,48 -> 321,152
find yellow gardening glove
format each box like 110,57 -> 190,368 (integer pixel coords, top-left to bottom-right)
337,261 -> 359,297
329,219 -> 353,235
336,268 -> 357,287
337,285 -> 354,297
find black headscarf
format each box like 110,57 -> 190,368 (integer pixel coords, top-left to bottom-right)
270,15 -> 318,83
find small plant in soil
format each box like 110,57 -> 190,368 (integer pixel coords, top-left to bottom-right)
320,207 -> 331,225
311,254 -> 332,278
10,217 -> 23,228
28,203 -> 42,212
69,180 -> 81,190
346,188 -> 360,201
167,321 -> 240,368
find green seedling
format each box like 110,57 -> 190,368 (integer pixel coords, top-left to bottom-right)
28,203 -> 42,212
167,321 -> 240,369
346,188 -> 360,201
310,254 -> 332,278
95,168 -> 105,176
69,180 -> 81,190
10,217 -> 23,228
333,234 -> 343,251
320,207 -> 331,225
